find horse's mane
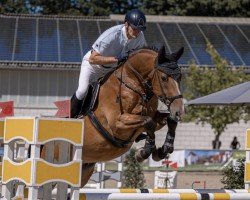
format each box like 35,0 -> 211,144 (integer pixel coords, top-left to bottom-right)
128,46 -> 158,57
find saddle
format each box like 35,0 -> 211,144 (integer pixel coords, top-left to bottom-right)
79,69 -> 114,117
79,83 -> 99,117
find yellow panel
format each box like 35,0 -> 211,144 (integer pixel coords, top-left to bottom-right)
247,129 -> 250,149
245,163 -> 250,182
35,160 -> 81,186
24,187 -> 28,198
180,193 -> 197,200
213,193 -> 230,200
152,189 -> 169,193
80,193 -> 86,200
2,159 -> 32,184
120,189 -> 137,193
38,119 -> 83,145
4,118 -> 34,142
0,120 -> 4,138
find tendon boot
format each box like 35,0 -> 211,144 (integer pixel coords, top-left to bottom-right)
136,135 -> 156,162
141,135 -> 156,159
70,93 -> 83,118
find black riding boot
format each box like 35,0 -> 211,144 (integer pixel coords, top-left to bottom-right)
70,93 -> 83,118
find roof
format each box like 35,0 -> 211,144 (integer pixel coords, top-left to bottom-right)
0,14 -> 249,69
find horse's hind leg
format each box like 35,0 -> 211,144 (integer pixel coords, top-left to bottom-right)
81,163 -> 96,187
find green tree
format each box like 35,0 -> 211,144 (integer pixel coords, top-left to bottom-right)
184,41 -> 250,148
141,0 -> 250,17
29,0 -> 78,15
221,158 -> 245,189
1,0 -> 249,17
122,148 -> 146,188
0,0 -> 28,14
74,0 -> 111,16
109,0 -> 140,14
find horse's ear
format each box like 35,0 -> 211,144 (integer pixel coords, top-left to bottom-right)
158,45 -> 166,64
172,47 -> 184,61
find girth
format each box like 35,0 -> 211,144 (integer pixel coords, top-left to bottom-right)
87,111 -> 132,148
85,79 -> 133,148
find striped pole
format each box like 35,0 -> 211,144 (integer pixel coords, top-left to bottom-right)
52,188 -> 250,200
76,188 -> 250,194
108,193 -> 250,200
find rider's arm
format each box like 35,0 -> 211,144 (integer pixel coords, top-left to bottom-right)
89,50 -> 118,65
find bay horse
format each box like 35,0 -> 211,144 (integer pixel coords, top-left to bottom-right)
78,46 -> 184,186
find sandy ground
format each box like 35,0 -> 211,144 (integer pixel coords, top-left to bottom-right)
99,171 -> 224,189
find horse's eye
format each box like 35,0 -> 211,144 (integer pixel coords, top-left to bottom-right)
161,75 -> 168,82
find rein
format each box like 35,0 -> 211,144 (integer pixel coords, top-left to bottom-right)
115,61 -> 154,116
115,59 -> 183,114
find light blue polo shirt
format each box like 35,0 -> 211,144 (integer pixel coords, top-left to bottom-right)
89,24 -> 146,68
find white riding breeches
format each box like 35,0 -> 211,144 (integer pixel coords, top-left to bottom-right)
76,55 -> 113,100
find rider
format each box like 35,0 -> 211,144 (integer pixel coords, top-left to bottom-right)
70,9 -> 147,118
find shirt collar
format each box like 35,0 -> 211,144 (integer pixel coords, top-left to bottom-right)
122,26 -> 130,42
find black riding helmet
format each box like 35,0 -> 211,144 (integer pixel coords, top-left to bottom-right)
125,9 -> 146,31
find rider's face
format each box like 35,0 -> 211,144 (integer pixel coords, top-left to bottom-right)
125,22 -> 140,39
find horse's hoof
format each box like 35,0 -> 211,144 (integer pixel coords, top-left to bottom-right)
135,150 -> 145,163
152,147 -> 169,161
152,152 -> 162,161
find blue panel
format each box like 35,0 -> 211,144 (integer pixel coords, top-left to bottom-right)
0,18 -> 15,60
38,19 -> 58,62
160,23 -> 194,65
238,25 -> 250,39
78,20 -> 100,55
144,23 -> 166,50
14,18 -> 36,61
219,24 -> 250,66
59,20 -> 81,62
199,24 -> 242,65
179,23 -> 212,65
99,21 -> 117,33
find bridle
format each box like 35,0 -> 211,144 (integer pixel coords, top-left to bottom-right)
152,58 -> 183,110
115,58 -> 183,114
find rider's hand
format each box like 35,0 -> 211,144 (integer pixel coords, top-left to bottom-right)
116,54 -> 128,65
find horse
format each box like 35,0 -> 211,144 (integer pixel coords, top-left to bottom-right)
76,45 -> 184,186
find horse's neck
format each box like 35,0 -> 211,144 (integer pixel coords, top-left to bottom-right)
126,51 -> 155,78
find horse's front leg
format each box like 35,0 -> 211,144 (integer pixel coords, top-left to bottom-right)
116,113 -> 156,162
152,115 -> 178,161
81,163 -> 96,187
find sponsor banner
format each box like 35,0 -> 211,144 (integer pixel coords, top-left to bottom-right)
149,150 -> 243,170
154,171 -> 177,189
149,150 -> 185,168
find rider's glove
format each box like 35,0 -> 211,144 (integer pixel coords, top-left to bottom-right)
116,54 -> 128,65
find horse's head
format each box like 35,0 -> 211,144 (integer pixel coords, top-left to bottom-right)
150,46 -> 185,121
